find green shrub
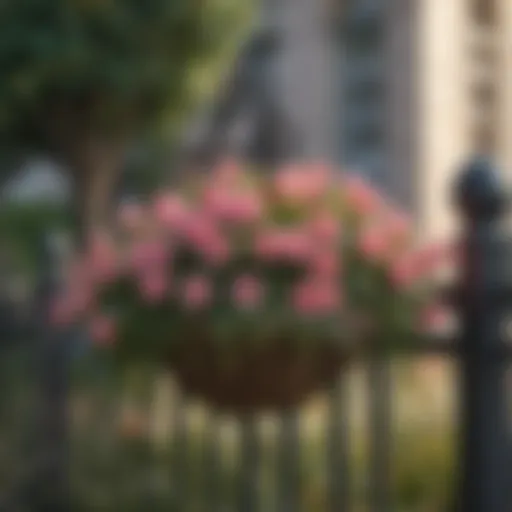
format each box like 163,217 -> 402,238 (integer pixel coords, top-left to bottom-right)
68,409 -> 455,511
392,426 -> 454,511
0,202 -> 71,276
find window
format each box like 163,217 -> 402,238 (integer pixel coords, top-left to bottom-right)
473,123 -> 495,153
471,0 -> 496,26
469,0 -> 497,153
472,81 -> 495,107
345,78 -> 384,103
341,0 -> 386,178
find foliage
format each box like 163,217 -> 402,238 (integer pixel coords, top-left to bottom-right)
0,0 -> 252,231
68,392 -> 455,511
391,426 -> 455,510
0,0 -> 249,152
53,160 -> 453,365
0,201 -> 71,276
120,140 -> 178,199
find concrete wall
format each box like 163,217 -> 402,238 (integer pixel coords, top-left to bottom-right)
415,0 -> 470,240
495,0 -> 512,180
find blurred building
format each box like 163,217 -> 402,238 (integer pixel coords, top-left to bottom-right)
342,0 -> 512,239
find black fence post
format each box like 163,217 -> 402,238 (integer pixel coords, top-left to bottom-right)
454,157 -> 510,512
28,232 -> 71,511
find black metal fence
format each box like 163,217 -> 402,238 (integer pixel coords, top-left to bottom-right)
1,157 -> 512,511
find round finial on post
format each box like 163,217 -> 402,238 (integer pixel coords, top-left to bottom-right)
454,156 -> 508,222
454,156 -> 511,511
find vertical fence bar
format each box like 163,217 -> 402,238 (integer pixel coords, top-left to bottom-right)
277,410 -> 301,512
367,355 -> 392,512
172,393 -> 190,511
202,413 -> 222,512
454,158 -> 510,512
237,417 -> 260,512
29,232 -> 70,511
326,374 -> 351,512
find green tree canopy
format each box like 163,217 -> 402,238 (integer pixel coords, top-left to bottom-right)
0,0 -> 250,231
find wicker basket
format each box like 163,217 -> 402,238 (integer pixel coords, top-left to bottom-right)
170,338 -> 348,415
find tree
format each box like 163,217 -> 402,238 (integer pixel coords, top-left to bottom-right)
0,0 -> 250,233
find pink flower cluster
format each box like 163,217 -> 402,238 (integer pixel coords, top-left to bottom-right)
180,274 -> 265,311
118,202 -> 146,231
255,228 -> 313,263
87,232 -> 120,283
89,315 -> 117,346
153,193 -> 189,229
151,191 -> 231,265
182,274 -> 212,310
292,278 -> 341,315
232,275 -> 264,310
342,174 -> 382,217
274,163 -> 330,203
52,158 -> 454,349
179,213 -> 230,265
203,186 -> 263,224
308,211 -> 340,242
389,242 -> 454,290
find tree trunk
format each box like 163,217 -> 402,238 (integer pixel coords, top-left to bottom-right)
65,137 -> 126,244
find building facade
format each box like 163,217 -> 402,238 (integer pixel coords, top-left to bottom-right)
342,0 -> 512,239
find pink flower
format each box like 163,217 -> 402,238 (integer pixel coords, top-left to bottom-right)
138,272 -> 168,302
232,275 -> 264,310
414,243 -> 455,277
274,164 -> 329,203
180,214 -> 230,265
255,229 -> 313,263
129,240 -> 168,272
89,315 -> 117,346
202,235 -> 230,265
292,279 -> 341,315
343,175 -> 381,216
358,227 -> 389,262
204,187 -> 263,224
118,202 -> 145,231
389,256 -> 418,289
180,212 -> 215,243
230,194 -> 263,223
420,304 -> 450,332
311,250 -> 340,277
153,192 -> 189,229
390,242 -> 454,289
309,211 -> 340,242
88,232 -> 119,282
385,211 -> 411,241
308,161 -> 333,178
182,275 -> 212,310
90,257 -> 119,283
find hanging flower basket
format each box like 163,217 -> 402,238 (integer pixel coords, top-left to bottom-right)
171,338 -> 349,412
53,159 -> 452,414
